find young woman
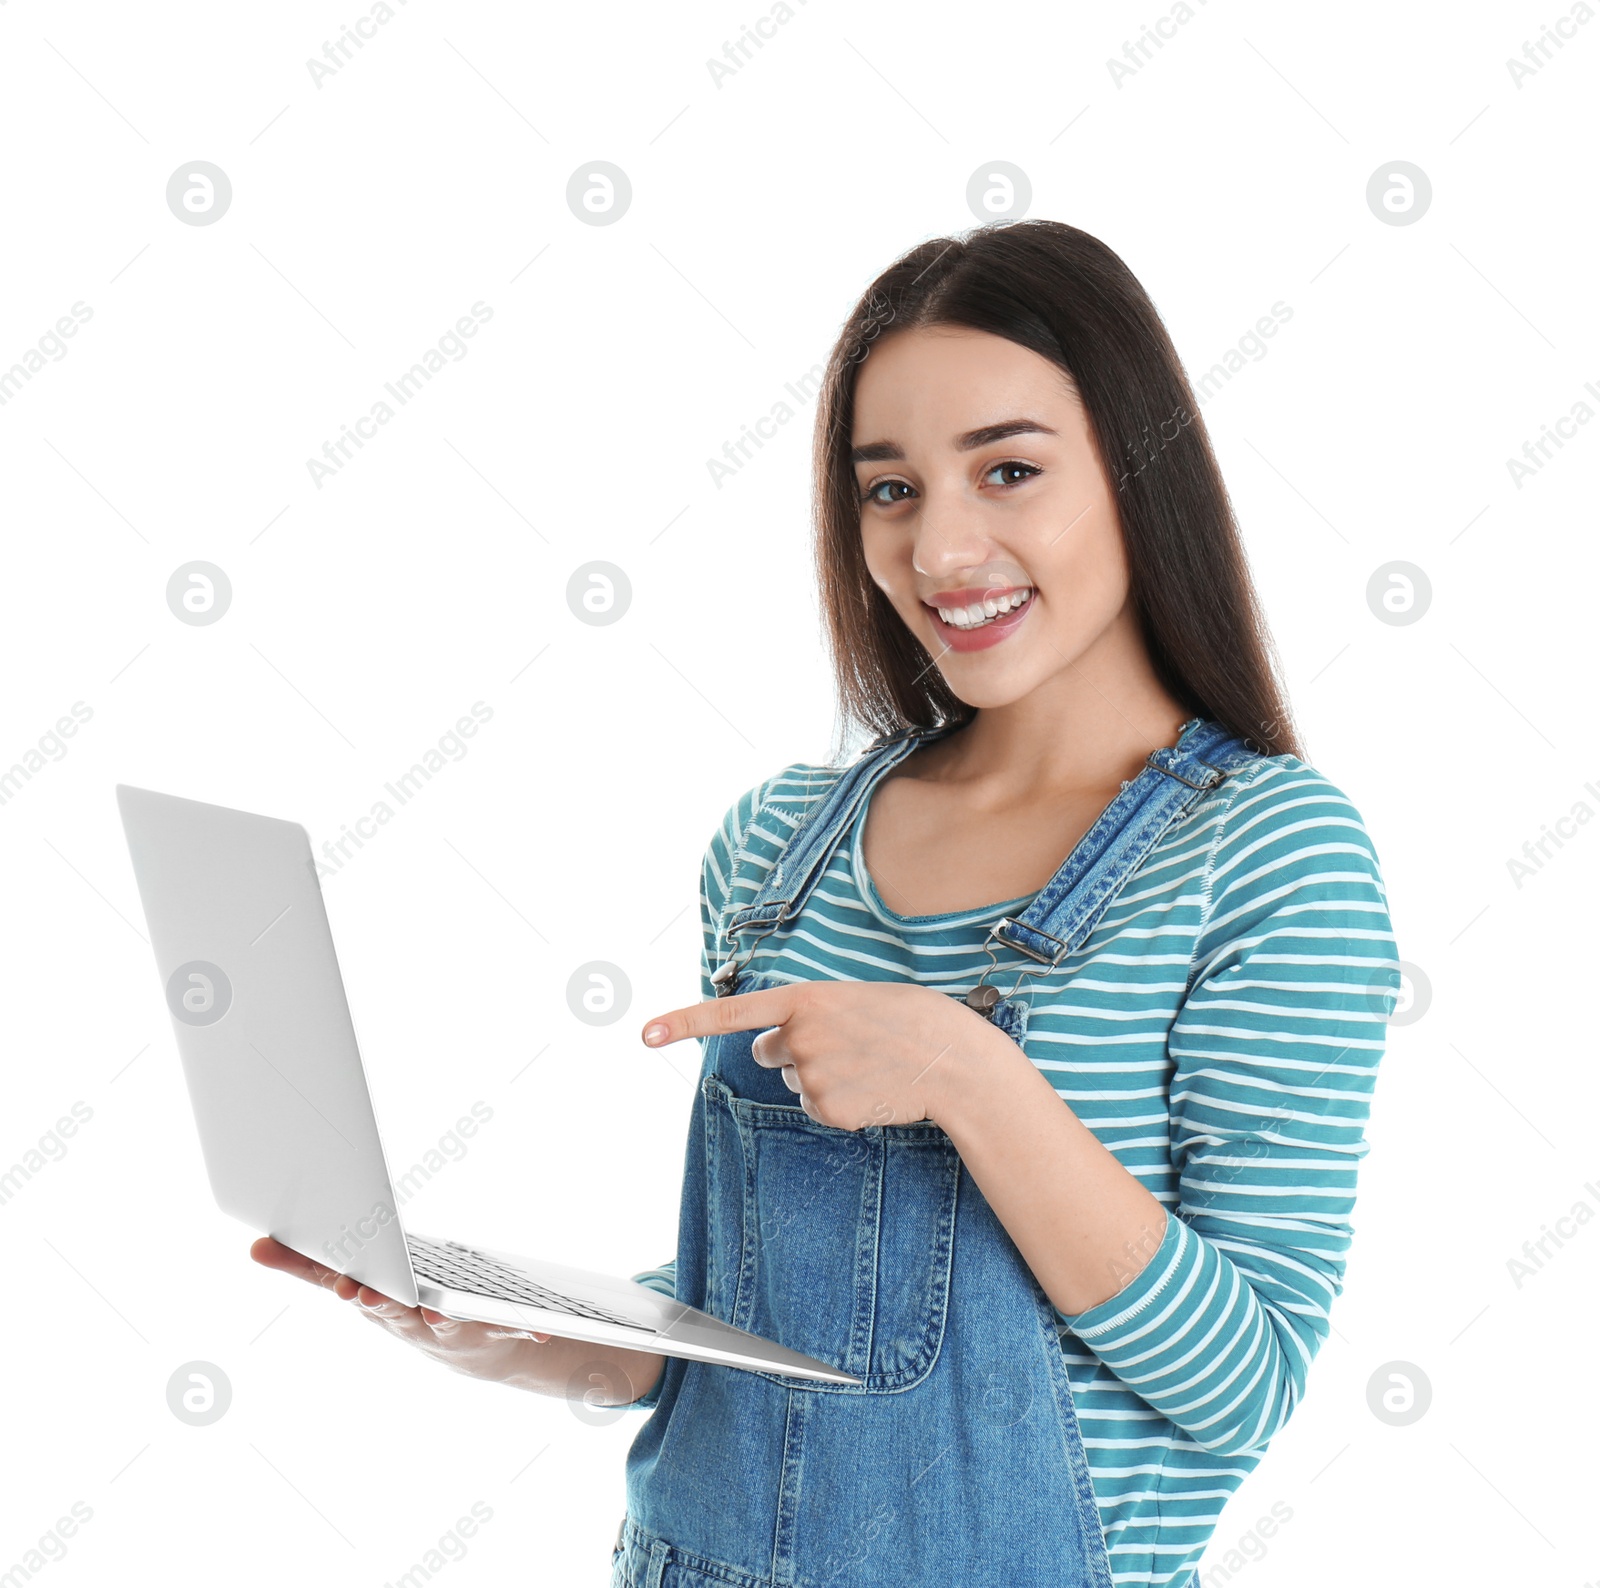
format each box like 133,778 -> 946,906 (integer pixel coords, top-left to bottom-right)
255,220 -> 1401,1588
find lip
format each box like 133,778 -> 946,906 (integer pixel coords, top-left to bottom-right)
922,584 -> 1031,610
923,588 -> 1035,653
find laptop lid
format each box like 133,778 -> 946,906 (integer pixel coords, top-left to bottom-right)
116,784 -> 420,1306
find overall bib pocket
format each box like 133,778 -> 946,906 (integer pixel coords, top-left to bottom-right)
700,1054 -> 960,1393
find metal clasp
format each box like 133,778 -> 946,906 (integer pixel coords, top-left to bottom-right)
963,916 -> 1058,1011
991,914 -> 1068,966
711,910 -> 786,995
1144,749 -> 1226,791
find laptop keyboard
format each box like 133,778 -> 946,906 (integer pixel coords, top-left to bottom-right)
406,1235 -> 657,1332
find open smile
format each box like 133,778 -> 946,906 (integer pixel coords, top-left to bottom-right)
922,586 -> 1034,652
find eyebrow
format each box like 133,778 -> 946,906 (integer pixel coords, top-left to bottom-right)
850,418 -> 1060,466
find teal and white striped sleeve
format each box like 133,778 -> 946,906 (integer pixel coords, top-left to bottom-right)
620,777 -> 776,1404
1052,763 -> 1402,1457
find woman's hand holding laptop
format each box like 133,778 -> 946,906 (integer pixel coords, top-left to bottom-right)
249,1236 -> 667,1406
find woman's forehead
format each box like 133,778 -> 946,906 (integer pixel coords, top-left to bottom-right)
852,329 -> 1079,423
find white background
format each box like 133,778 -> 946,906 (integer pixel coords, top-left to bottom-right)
2,0 -> 1597,1583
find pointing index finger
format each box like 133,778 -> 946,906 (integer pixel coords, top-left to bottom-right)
641,985 -> 800,1047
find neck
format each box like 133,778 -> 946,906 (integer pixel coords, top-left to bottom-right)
930,609 -> 1194,798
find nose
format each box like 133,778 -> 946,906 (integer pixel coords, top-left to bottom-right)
907,482 -> 995,579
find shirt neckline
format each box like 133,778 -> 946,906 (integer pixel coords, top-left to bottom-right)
849,793 -> 1034,928
847,713 -> 1210,929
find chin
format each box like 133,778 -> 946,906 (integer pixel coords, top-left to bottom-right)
934,672 -> 1036,711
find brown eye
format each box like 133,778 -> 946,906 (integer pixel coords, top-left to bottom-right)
983,461 -> 1041,488
861,479 -> 916,506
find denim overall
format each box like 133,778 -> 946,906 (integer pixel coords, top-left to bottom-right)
612,716 -> 1262,1588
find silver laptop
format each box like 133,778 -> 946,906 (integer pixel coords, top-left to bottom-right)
115,782 -> 860,1391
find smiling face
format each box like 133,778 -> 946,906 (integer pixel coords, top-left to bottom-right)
851,324 -> 1136,711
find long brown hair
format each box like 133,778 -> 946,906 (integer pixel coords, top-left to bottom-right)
811,219 -> 1302,764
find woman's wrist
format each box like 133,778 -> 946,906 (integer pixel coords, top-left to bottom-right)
927,1003 -> 1037,1136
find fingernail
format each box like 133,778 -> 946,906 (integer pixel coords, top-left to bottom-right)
643,1023 -> 667,1046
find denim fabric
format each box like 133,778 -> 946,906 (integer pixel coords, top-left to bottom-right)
612,717 -> 1260,1586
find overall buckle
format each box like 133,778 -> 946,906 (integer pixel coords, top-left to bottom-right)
991,915 -> 1067,965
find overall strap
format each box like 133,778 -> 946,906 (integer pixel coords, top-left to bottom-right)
986,716 -> 1261,969
709,722 -> 967,992
719,721 -> 964,948
709,715 -> 1262,994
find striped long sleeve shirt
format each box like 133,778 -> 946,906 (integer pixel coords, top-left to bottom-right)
629,750 -> 1401,1588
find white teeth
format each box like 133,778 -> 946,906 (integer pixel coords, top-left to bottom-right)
936,588 -> 1032,629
